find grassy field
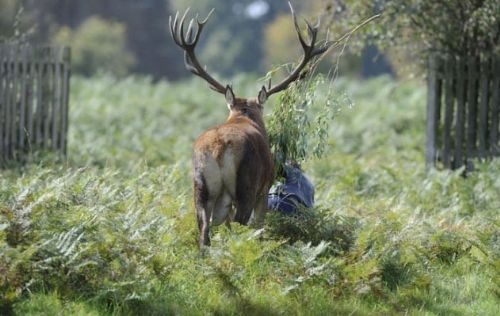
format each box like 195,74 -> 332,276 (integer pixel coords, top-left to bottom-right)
1,75 -> 499,315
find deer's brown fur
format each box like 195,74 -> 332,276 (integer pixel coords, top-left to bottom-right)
192,93 -> 273,246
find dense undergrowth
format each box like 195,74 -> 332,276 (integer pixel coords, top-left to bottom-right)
0,75 -> 499,315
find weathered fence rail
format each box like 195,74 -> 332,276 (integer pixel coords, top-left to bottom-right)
0,43 -> 70,163
426,54 -> 500,170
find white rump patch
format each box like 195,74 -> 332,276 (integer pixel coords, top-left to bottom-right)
201,148 -> 238,226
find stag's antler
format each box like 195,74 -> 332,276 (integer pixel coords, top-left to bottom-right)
169,8 -> 227,94
264,2 -> 332,98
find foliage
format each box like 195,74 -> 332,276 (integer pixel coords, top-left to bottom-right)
52,16 -> 135,77
267,75 -> 348,176
326,0 -> 500,60
0,74 -> 499,315
0,0 -> 20,40
0,1 -> 35,42
265,207 -> 358,255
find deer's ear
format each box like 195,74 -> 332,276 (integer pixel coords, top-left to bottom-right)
258,86 -> 267,105
225,85 -> 235,109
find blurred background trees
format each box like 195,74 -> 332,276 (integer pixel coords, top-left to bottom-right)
0,0 -> 21,39
326,0 -> 500,76
0,0 -> 497,79
23,0 -> 183,79
327,0 -> 499,56
0,0 -> 35,41
0,0 -> 349,79
53,17 -> 135,77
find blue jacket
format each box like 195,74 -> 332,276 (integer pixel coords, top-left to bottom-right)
268,164 -> 314,214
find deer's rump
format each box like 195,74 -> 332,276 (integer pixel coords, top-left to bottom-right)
192,123 -> 273,225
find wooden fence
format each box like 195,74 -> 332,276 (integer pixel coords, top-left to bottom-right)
0,43 -> 71,162
426,54 -> 500,170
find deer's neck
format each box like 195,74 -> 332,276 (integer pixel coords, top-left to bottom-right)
228,112 -> 267,136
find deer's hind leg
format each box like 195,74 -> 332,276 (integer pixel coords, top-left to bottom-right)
233,175 -> 258,225
232,149 -> 261,225
193,172 -> 211,247
251,193 -> 269,227
193,153 -> 225,248
234,195 -> 256,225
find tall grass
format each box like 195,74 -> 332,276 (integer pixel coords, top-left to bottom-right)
0,74 -> 498,315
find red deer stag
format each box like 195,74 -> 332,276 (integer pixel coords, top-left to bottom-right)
169,3 -> 331,247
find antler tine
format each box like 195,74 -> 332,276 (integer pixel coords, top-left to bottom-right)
168,12 -> 181,46
169,8 -> 227,94
305,19 -> 318,51
191,9 -> 213,46
290,4 -> 308,52
305,17 -> 331,57
198,8 -> 214,25
186,19 -> 195,44
264,1 -> 332,97
179,8 -> 190,46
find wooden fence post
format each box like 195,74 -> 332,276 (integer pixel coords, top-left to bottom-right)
454,56 -> 467,169
426,55 -> 441,169
491,57 -> 499,156
18,45 -> 28,149
5,46 -> 13,159
61,47 -> 71,155
478,57 -> 490,159
466,55 -> 478,169
442,55 -> 455,168
0,45 -> 5,161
